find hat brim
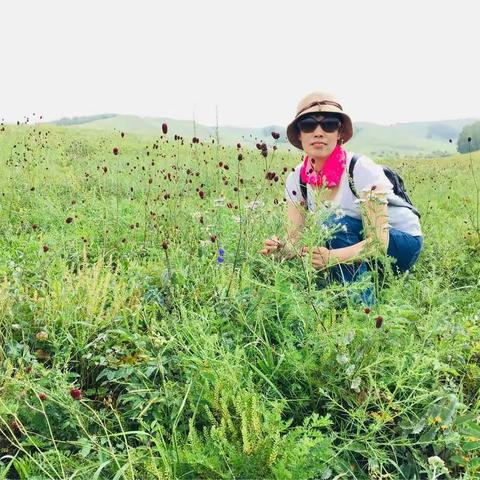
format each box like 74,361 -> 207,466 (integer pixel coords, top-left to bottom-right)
286,106 -> 353,150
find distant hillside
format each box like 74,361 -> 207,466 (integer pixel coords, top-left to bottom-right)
54,114 -> 479,157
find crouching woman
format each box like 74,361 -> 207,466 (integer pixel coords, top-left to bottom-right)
259,91 -> 423,304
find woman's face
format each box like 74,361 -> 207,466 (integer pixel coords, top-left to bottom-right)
297,114 -> 342,165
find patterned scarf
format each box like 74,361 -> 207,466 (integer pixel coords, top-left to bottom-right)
299,144 -> 347,187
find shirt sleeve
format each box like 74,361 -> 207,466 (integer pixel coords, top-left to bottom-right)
352,155 -> 394,197
284,170 -> 302,204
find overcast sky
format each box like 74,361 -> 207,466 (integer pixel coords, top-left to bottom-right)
1,0 -> 478,128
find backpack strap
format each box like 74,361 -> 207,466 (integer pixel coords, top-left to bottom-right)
299,171 -> 309,211
347,154 -> 360,198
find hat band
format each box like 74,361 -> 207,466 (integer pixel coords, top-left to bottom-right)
296,100 -> 343,117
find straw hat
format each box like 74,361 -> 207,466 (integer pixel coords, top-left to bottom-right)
286,91 -> 353,150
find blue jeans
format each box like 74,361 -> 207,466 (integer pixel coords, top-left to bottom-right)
319,214 -> 423,305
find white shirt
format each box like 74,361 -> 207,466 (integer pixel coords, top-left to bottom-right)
284,151 -> 422,237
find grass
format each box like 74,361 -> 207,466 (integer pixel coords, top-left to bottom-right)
0,123 -> 479,479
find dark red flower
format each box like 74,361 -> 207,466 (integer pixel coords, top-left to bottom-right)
39,393 -> 47,401
43,245 -> 49,253
112,147 -> 119,155
32,224 -> 38,230
375,315 -> 383,328
66,217 -> 73,224
364,307 -> 371,314
199,190 -> 205,199
162,123 -> 168,134
210,235 -> 217,242
70,387 -> 82,400
162,241 -> 168,250
271,131 -> 280,140
236,143 -> 241,149
238,154 -> 243,161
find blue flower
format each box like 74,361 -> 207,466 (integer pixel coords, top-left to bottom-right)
218,248 -> 225,256
217,256 -> 224,263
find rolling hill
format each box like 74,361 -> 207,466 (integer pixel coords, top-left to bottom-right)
53,114 -> 478,158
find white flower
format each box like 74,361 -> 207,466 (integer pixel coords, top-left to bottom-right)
245,199 -> 264,210
213,197 -> 226,207
428,456 -> 445,468
351,377 -> 361,392
345,364 -> 355,377
336,353 -> 349,365
232,216 -> 241,223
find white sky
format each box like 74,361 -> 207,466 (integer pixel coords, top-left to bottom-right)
1,0 -> 479,127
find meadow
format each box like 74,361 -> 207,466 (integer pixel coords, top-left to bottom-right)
0,123 -> 479,479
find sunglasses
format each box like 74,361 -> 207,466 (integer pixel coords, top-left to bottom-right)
297,115 -> 342,134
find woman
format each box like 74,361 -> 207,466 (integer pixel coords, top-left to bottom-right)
259,91 -> 423,304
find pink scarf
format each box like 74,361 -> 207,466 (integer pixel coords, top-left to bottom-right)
300,144 -> 347,187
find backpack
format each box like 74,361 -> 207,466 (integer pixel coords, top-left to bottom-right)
299,154 -> 421,218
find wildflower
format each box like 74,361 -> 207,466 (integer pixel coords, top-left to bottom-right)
162,241 -> 168,250
35,349 -> 50,361
70,387 -> 82,400
336,353 -> 349,365
351,377 -> 361,392
238,154 -> 243,161
363,307 -> 371,314
246,200 -> 264,210
236,143 -> 241,148
210,235 -> 217,242
162,123 -> 168,134
112,147 -> 119,155
271,131 -> 280,140
375,315 -> 383,328
35,331 -> 48,341
39,393 -> 47,401
121,132 -> 125,138
66,217 -> 73,224
217,256 -> 224,263
10,420 -> 22,434
199,191 -> 205,199
32,224 -> 38,230
218,248 -> 225,256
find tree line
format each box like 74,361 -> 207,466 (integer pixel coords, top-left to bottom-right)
457,122 -> 480,153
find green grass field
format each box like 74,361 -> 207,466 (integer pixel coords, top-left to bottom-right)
0,124 -> 479,479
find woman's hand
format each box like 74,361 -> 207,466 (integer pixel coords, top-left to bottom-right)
259,236 -> 283,256
301,246 -> 332,270
259,236 -> 300,259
